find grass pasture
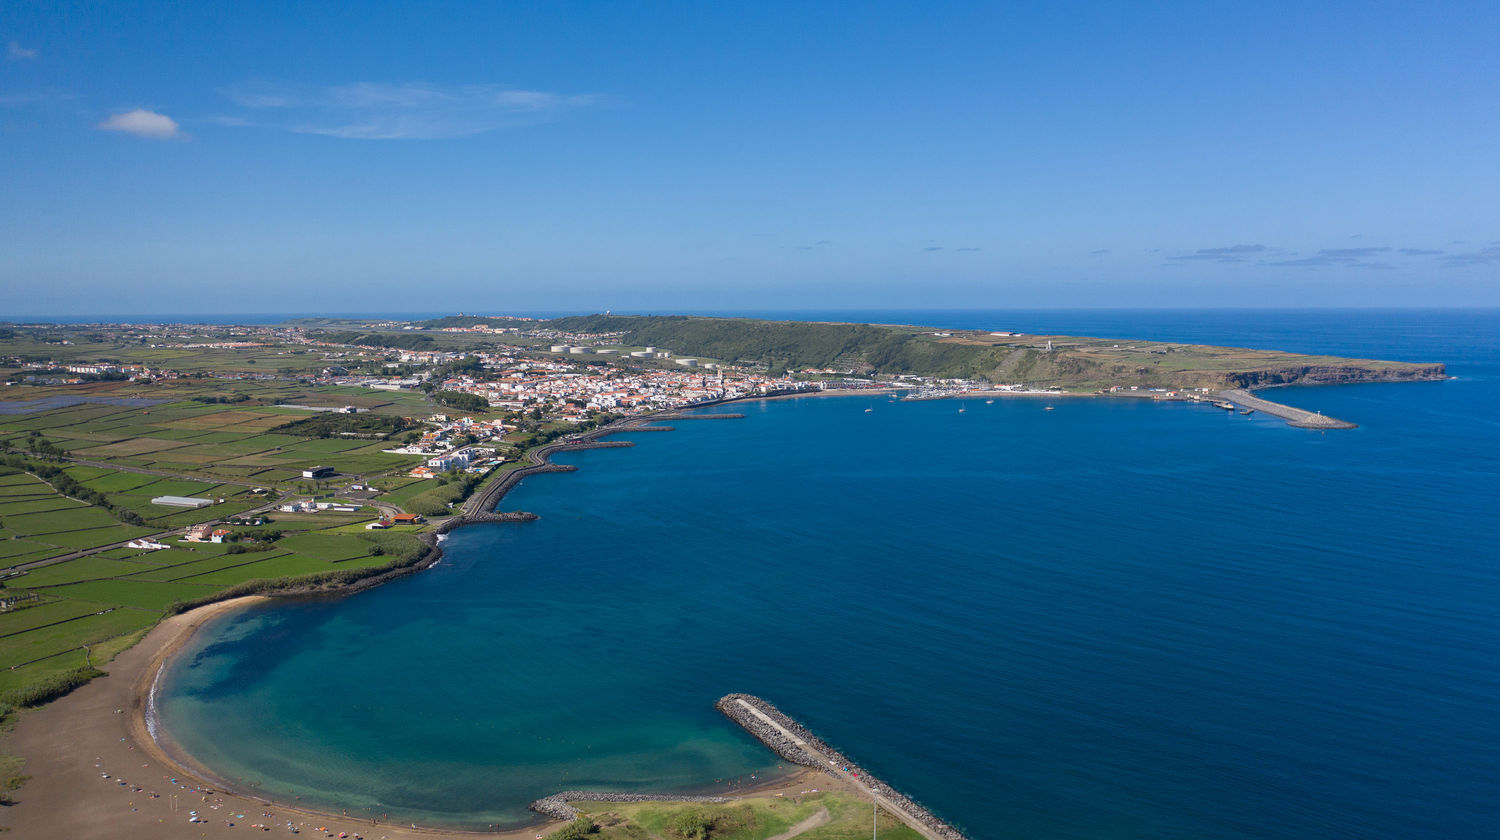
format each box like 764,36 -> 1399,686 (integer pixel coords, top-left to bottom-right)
568,792 -> 924,840
28,524 -> 155,550
276,532 -> 375,561
3,506 -> 128,535
0,606 -> 158,669
47,579 -> 217,612
119,551 -> 292,582
0,497 -> 87,515
0,367 -> 446,705
6,556 -> 157,587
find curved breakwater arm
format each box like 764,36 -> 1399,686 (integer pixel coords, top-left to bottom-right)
717,694 -> 970,840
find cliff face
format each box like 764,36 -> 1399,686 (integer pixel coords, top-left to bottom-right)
1221,363 -> 1447,389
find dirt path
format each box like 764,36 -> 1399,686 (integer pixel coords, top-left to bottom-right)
765,806 -> 830,840
730,698 -> 950,840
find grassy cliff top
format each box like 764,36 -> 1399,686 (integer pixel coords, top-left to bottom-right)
543,314 -> 1446,390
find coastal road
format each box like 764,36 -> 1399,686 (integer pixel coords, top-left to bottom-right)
731,698 -> 952,840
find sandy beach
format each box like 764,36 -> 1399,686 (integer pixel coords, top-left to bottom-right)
2,595 -> 838,839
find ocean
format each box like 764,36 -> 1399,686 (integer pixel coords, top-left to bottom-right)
156,309 -> 1500,839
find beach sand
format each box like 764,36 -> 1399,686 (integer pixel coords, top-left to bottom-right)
2,596 -> 840,839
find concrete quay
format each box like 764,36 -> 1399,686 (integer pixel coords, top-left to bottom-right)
1218,388 -> 1358,429
717,694 -> 969,840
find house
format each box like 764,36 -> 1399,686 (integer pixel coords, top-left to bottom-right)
127,538 -> 170,551
302,465 -> 335,479
365,519 -> 392,530
184,524 -> 214,542
210,528 -> 231,544
428,452 -> 471,472
390,513 -> 424,525
409,465 -> 436,479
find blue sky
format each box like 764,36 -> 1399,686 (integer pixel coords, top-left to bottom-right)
2,1 -> 1497,314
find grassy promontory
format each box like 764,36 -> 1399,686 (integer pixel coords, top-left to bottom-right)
545,314 -> 1445,390
558,792 -> 924,840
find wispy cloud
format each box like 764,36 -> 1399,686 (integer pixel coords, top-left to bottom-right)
6,41 -> 37,61
1089,249 -> 1110,255
923,246 -> 944,252
955,247 -> 981,252
1316,247 -> 1391,258
1397,248 -> 1442,256
219,81 -> 601,139
96,109 -> 184,140
1439,245 -> 1500,267
1168,244 -> 1274,263
1262,247 -> 1393,270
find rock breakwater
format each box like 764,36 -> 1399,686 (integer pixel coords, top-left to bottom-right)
717,694 -> 969,840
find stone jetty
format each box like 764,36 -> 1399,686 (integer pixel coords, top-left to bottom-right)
717,694 -> 969,840
1218,388 -> 1359,429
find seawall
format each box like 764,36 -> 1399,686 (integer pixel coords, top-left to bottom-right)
717,693 -> 969,840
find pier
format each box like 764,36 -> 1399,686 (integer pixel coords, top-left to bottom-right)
718,693 -> 969,840
1218,389 -> 1358,429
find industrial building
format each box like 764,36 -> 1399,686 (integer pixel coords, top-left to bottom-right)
151,495 -> 212,508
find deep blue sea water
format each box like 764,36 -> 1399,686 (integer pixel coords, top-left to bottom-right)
157,309 -> 1500,839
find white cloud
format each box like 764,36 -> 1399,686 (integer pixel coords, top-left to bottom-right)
7,41 -> 38,61
96,109 -> 184,140
220,81 -> 600,139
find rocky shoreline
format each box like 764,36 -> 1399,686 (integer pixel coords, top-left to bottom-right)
530,791 -> 731,821
717,693 -> 969,840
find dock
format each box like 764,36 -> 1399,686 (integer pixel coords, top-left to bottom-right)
1218,389 -> 1358,429
718,694 -> 968,840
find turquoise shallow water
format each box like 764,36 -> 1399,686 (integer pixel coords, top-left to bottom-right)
158,310 -> 1500,839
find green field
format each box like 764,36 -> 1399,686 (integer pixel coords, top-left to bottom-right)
0,606 -> 159,669
0,493 -> 426,706
0,333 -> 467,707
565,791 -> 923,840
